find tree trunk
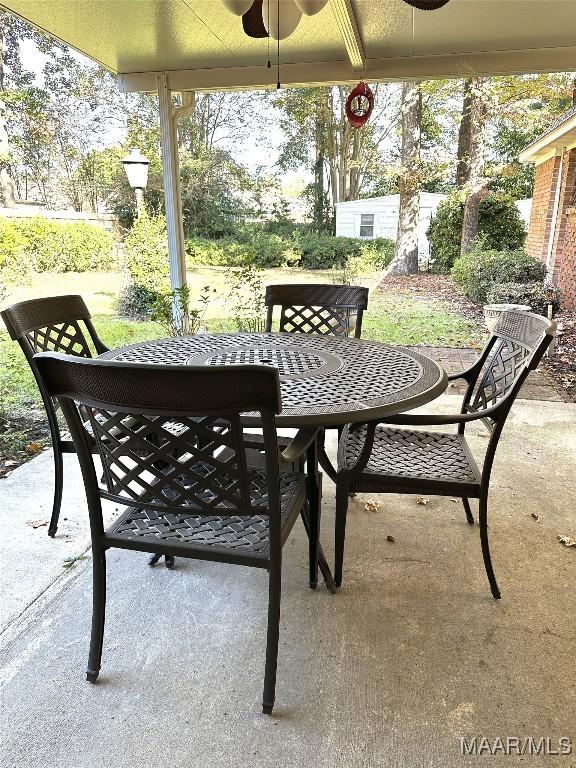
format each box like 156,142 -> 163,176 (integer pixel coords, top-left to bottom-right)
0,12 -> 16,208
386,81 -> 422,276
460,78 -> 490,254
456,78 -> 473,188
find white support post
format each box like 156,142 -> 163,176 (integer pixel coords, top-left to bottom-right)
157,73 -> 187,299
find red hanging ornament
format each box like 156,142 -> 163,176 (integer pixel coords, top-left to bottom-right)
345,82 -> 374,128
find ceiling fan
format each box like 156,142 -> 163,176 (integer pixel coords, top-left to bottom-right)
223,0 -> 451,40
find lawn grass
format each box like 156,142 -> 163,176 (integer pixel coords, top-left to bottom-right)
0,266 -> 480,462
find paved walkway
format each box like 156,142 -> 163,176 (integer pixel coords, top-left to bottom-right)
1,396 -> 575,768
409,345 -> 568,402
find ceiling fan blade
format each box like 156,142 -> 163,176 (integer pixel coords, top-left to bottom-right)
402,0 -> 451,9
242,0 -> 269,37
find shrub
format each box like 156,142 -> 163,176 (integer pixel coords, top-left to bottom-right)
186,233 -> 285,268
487,281 -> 562,315
427,193 -> 526,273
359,238 -> 395,270
451,247 -> 547,304
118,214 -> 170,318
297,233 -> 354,269
0,217 -> 114,276
185,232 -> 394,272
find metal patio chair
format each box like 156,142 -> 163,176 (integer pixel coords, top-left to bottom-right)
332,311 -> 557,599
34,353 -> 318,714
264,283 -> 369,338
264,283 -> 369,477
1,295 -> 109,537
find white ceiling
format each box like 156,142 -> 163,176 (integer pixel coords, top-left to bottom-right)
4,0 -> 576,91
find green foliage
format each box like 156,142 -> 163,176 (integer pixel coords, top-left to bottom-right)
487,281 -> 562,315
118,213 -> 170,318
427,194 -> 526,273
296,234 -> 393,270
186,231 -> 394,272
186,233 -> 285,268
451,247 -> 547,304
151,285 -> 215,337
0,217 -> 114,278
0,220 -> 28,275
227,263 -> 265,333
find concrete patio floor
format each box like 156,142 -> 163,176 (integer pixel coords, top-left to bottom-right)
1,394 -> 575,768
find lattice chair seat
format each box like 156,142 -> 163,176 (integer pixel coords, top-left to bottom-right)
343,426 -> 481,496
108,471 -> 306,557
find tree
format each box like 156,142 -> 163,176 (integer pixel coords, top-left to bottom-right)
0,11 -> 32,207
275,85 -> 401,228
458,78 -> 492,254
386,81 -> 422,276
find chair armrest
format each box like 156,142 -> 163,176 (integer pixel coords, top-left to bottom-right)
446,358 -> 482,383
279,428 -> 319,463
373,403 -> 500,427
94,340 -> 110,355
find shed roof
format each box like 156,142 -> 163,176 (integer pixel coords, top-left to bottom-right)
2,0 -> 576,92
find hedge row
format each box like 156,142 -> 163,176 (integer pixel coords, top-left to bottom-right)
0,217 -> 115,276
186,232 -> 395,271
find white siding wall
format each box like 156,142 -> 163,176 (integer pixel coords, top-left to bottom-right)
335,194 -> 532,265
335,193 -> 447,264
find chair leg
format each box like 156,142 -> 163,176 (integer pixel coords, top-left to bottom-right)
47,442 -> 64,538
306,440 -> 322,590
262,562 -> 281,715
478,493 -> 501,600
462,497 -> 475,526
86,548 -> 107,682
334,482 -> 350,588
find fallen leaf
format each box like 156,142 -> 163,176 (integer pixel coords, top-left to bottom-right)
558,535 -> 576,548
26,519 -> 48,528
416,496 -> 429,505
25,442 -> 42,456
386,535 -> 395,543
364,499 -> 380,513
531,513 -> 540,522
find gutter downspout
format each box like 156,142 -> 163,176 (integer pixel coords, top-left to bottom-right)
546,148 -> 564,270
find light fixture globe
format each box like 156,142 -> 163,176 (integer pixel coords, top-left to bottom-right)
294,0 -> 328,15
121,148 -> 150,190
264,0 -> 302,40
222,0 -> 253,15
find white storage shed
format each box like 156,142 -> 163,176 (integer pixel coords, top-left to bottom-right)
335,193 -> 447,265
335,194 -> 533,265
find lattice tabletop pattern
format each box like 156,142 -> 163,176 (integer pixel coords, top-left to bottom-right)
101,333 -> 447,426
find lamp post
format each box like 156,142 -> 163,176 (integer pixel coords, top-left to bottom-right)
121,148 -> 150,218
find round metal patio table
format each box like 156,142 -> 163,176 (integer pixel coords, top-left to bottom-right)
100,332 -> 448,426
101,333 -> 447,591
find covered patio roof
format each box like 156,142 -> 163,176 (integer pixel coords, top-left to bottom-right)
5,0 -> 574,309
3,0 -> 576,92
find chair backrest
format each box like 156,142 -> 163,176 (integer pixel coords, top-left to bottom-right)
264,284 -> 369,338
1,295 -> 108,360
465,310 -> 556,420
33,353 -> 284,526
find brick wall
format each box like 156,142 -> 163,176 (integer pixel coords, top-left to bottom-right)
526,154 -> 561,263
560,208 -> 576,308
525,149 -> 576,309
550,148 -> 576,284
